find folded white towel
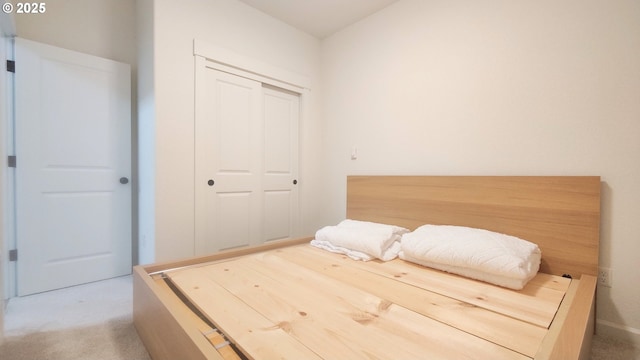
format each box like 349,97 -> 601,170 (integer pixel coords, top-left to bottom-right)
337,219 -> 409,237
400,225 -> 541,290
310,239 -> 374,261
311,219 -> 408,261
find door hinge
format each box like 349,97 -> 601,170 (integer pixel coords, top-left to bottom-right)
8,155 -> 16,168
9,249 -> 17,262
6,60 -> 15,73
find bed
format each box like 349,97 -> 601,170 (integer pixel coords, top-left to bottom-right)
133,176 -> 600,360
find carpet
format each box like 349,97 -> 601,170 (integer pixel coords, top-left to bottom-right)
1,275 -> 151,360
1,316 -> 150,360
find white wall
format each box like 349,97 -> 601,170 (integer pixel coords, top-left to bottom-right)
136,0 -> 155,265
14,0 -> 136,65
321,0 -> 640,345
146,0 -> 325,261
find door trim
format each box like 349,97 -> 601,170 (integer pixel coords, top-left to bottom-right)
2,36 -> 16,300
193,39 -> 311,92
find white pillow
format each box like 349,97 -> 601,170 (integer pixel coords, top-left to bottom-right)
400,225 -> 541,289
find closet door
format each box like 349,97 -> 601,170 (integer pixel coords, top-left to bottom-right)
262,86 -> 299,242
195,66 -> 300,254
195,69 -> 262,254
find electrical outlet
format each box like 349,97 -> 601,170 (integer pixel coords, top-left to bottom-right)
598,267 -> 612,287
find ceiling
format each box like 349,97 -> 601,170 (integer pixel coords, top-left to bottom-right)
237,0 -> 400,39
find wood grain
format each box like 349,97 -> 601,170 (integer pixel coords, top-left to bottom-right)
149,277 -> 242,360
168,246 -> 532,359
132,266 -> 224,360
286,245 -> 567,328
536,275 -> 597,360
134,176 -> 600,360
347,176 -> 600,278
277,244 -> 551,357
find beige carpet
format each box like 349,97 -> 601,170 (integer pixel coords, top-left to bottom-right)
1,316 -> 150,360
591,334 -> 640,360
1,274 -> 638,360
1,275 -> 151,360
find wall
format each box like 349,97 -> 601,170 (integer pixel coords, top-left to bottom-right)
13,0 -> 139,268
136,0 -> 155,265
15,0 -> 136,65
321,0 -> 640,345
143,0 -> 325,262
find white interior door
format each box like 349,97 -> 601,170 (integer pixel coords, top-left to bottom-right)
195,68 -> 262,254
262,86 -> 299,242
15,38 -> 131,296
195,64 -> 299,255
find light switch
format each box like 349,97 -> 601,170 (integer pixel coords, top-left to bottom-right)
351,146 -> 358,160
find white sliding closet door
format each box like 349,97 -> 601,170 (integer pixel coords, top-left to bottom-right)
262,86 -> 299,243
195,66 -> 299,255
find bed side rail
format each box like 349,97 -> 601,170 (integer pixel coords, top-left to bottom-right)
536,275 -> 597,360
133,266 -> 224,360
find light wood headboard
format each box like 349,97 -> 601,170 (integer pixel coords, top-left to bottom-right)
346,176 -> 601,278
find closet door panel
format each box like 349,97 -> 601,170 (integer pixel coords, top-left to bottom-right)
262,87 -> 300,242
196,68 -> 262,254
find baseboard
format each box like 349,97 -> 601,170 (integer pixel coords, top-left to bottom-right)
596,319 -> 640,348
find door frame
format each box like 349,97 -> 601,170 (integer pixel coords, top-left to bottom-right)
193,39 -> 311,92
192,39 -> 311,254
1,28 -> 16,338
1,36 -> 16,301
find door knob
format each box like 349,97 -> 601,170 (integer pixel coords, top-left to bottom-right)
120,177 -> 129,184
293,179 -> 298,185
208,179 -> 215,186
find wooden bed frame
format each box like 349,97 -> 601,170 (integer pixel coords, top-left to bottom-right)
133,176 -> 600,360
